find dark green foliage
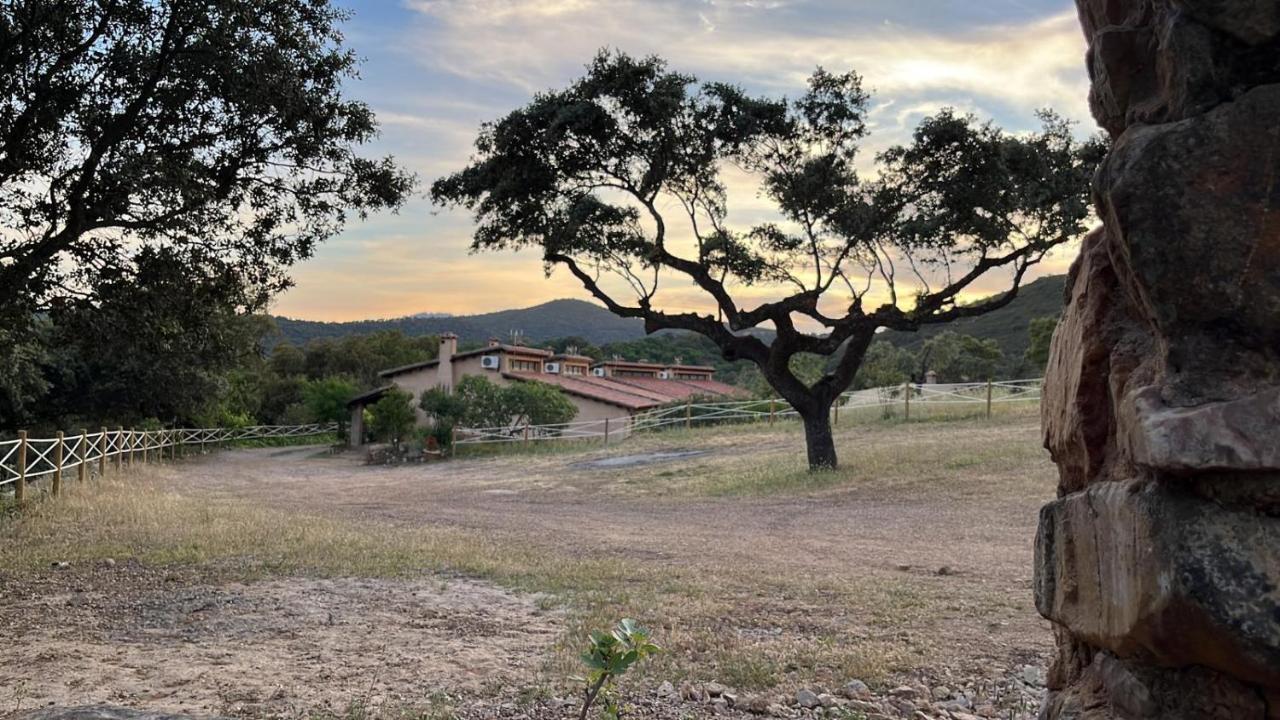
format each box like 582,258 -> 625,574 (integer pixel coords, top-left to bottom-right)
290,331 -> 439,389
0,326 -> 50,429
854,341 -> 915,389
438,375 -> 579,430
0,0 -> 413,334
207,331 -> 435,429
878,274 -> 1067,364
506,381 -> 578,427
419,385 -> 468,426
0,0 -> 411,431
9,247 -> 267,431
271,299 -> 643,348
432,50 -> 1100,470
303,377 -> 358,427
1025,316 -> 1059,371
368,389 -> 416,447
453,376 -> 512,429
739,353 -> 829,396
918,332 -> 1005,383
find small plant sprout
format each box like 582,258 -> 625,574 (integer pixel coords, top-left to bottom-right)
577,618 -> 660,720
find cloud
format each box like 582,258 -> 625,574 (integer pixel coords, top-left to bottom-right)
400,1 -> 1089,121
277,1 -> 1093,321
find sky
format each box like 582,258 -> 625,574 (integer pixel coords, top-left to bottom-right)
272,0 -> 1094,322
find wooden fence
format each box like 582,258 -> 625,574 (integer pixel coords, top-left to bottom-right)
453,378 -> 1043,447
0,423 -> 337,505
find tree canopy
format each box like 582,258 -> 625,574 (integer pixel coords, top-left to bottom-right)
423,375 -> 578,431
433,51 -> 1102,468
0,0 -> 413,428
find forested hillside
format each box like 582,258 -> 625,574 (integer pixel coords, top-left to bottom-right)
878,274 -> 1066,360
272,299 -> 645,347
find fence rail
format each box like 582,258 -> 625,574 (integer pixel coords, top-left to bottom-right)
454,379 -> 1042,447
0,423 -> 337,502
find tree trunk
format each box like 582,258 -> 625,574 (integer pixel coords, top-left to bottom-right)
800,405 -> 838,470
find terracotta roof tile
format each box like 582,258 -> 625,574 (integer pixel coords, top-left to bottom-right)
503,372 -> 665,410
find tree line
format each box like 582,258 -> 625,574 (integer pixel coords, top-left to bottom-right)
1,312 -> 1056,436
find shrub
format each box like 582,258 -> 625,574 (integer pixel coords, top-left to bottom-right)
368,389 -> 416,448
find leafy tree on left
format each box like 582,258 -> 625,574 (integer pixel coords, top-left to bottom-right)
0,0 -> 413,430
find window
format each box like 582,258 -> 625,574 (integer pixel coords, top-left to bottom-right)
510,359 -> 541,372
675,372 -> 709,380
615,369 -> 658,378
564,364 -> 585,375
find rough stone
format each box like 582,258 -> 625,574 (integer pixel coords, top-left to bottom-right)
1095,84 -> 1280,406
1172,0 -> 1280,45
1041,228 -> 1153,493
841,679 -> 872,700
795,689 -> 821,709
1036,481 -> 1280,688
1042,1 -> 1280,717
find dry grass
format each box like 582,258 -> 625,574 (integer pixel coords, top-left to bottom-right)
1,475 -> 913,694
575,403 -> 1043,498
1,407 -> 1054,708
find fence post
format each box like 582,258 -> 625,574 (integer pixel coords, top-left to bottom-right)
769,398 -> 776,426
903,383 -> 911,421
604,417 -> 610,446
986,379 -> 993,419
833,397 -> 840,425
15,430 -> 26,507
685,400 -> 692,430
53,430 -> 64,497
128,428 -> 136,468
449,425 -> 457,457
115,427 -> 124,472
143,431 -> 150,464
78,429 -> 88,484
99,428 -> 107,478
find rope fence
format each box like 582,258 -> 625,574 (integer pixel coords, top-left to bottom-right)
454,378 -> 1042,447
0,423 -> 337,505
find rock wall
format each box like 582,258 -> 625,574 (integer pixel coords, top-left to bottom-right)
1038,1 -> 1280,718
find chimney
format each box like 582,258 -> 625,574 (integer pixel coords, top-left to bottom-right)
439,332 -> 457,392
487,336 -> 501,347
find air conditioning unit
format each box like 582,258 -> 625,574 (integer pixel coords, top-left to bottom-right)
480,355 -> 500,370
592,367 -> 606,377
657,370 -> 670,379
544,362 -> 560,374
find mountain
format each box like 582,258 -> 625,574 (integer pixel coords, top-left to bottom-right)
271,298 -> 646,348
878,273 -> 1067,360
272,274 -> 1068,366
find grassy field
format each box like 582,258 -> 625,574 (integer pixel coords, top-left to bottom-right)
0,405 -> 1053,718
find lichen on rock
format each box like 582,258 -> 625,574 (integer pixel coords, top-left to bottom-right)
1038,0 -> 1280,717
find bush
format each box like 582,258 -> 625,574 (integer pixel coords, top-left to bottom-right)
369,389 -> 416,447
424,376 -> 578,432
303,377 -> 358,432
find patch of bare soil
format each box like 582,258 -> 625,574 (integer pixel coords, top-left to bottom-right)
2,561 -> 559,717
3,416 -> 1057,718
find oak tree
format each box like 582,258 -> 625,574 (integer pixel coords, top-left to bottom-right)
433,52 -> 1100,469
0,0 -> 413,339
